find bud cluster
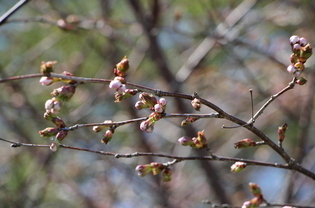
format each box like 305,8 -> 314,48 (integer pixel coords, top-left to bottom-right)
109,57 -> 138,102
287,35 -> 312,79
136,93 -> 168,133
135,162 -> 172,182
241,183 -> 264,208
178,130 -> 208,149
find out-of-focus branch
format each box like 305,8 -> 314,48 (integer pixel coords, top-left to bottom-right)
0,0 -> 29,26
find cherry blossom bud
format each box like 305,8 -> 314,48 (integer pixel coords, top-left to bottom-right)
50,142 -> 58,152
117,84 -> 127,93
101,129 -> 114,144
192,130 -> 208,149
40,61 -> 57,76
51,85 -> 76,101
154,103 -> 164,113
231,162 -> 247,173
234,138 -> 256,149
278,123 -> 288,143
135,101 -> 148,110
289,35 -> 299,45
139,93 -> 157,108
242,201 -> 252,208
296,77 -> 307,85
293,70 -> 301,77
39,76 -> 54,86
181,117 -> 198,126
162,168 -> 172,182
109,79 -> 122,89
178,136 -> 194,146
287,65 -> 296,74
45,98 -> 62,114
135,164 -> 152,177
191,98 -> 201,111
249,182 -> 262,197
292,43 -> 301,53
159,98 -> 167,106
299,37 -> 308,47
39,127 -> 58,137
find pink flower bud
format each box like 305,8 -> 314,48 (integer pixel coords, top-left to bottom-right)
292,43 -> 301,51
51,86 -> 76,101
50,142 -> 58,152
135,164 -> 152,177
109,79 -> 122,89
159,98 -> 167,106
135,101 -> 148,110
117,84 -> 127,93
154,104 -> 163,113
178,136 -> 194,146
191,98 -> 201,111
45,99 -> 54,111
39,76 -> 54,86
295,77 -> 307,85
289,35 -> 299,45
299,37 -> 308,46
287,65 -> 296,74
101,129 -> 114,144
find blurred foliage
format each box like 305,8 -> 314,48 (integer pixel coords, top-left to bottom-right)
0,0 -> 315,207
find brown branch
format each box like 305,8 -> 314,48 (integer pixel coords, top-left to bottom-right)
0,0 -> 30,26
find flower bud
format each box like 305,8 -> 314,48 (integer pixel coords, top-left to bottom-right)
287,65 -> 296,74
181,117 -> 198,126
51,85 -> 76,101
231,162 -> 247,173
154,103 -> 164,113
45,98 -> 62,114
56,130 -> 68,141
117,84 -> 127,93
299,37 -> 308,47
50,142 -> 58,152
139,93 -> 157,108
109,79 -> 122,89
135,101 -> 148,110
44,112 -> 65,128
178,136 -> 194,146
101,129 -> 114,144
162,168 -> 172,182
234,138 -> 256,149
135,164 -> 152,177
39,76 -> 54,86
289,35 -> 300,45
296,77 -> 307,85
40,61 -> 57,76
278,123 -> 288,143
159,98 -> 167,106
39,127 -> 58,137
249,182 -> 262,197
290,54 -> 298,64
191,98 -> 201,111
191,130 -> 208,149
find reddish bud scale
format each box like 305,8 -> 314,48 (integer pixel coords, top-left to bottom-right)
278,123 -> 288,142
139,93 -> 158,108
56,130 -> 68,141
249,182 -> 262,197
231,162 -> 247,173
40,61 -> 57,76
101,130 -> 114,144
296,77 -> 307,85
162,168 -> 172,182
234,138 -> 256,149
51,85 -> 76,101
150,162 -> 164,175
60,71 -> 77,84
181,117 -> 198,126
116,57 -> 130,73
39,127 -> 59,137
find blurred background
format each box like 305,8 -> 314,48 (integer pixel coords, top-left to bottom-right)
0,0 -> 315,207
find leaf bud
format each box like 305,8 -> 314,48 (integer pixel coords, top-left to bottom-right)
150,162 -> 164,175
56,130 -> 68,141
116,56 -> 129,73
178,136 -> 194,146
135,164 -> 152,177
50,142 -> 58,152
299,43 -> 313,63
278,123 -> 288,143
